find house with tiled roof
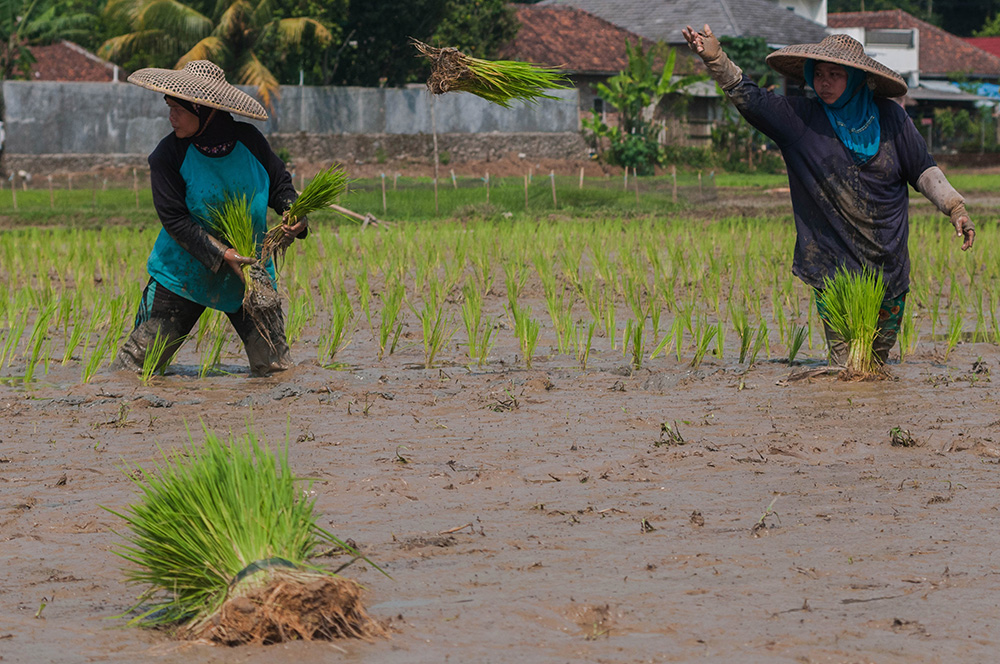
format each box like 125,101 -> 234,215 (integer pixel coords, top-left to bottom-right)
25,41 -> 122,82
503,4 -> 704,113
829,10 -> 1000,82
538,0 -> 829,47
965,36 -> 1000,59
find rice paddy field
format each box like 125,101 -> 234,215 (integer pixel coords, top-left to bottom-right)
3,176 -> 1000,663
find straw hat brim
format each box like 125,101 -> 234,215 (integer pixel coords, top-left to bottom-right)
128,65 -> 268,121
766,39 -> 908,98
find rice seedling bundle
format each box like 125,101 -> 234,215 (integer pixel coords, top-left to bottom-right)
818,267 -> 887,375
107,427 -> 382,645
263,165 -> 349,260
413,40 -> 568,108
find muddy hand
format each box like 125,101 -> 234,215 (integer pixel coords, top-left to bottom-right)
223,247 -> 253,283
279,217 -> 308,248
682,24 -> 720,61
954,214 -> 975,251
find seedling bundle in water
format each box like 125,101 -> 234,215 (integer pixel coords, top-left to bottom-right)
819,266 -> 887,375
413,39 -> 568,108
106,427 -> 383,644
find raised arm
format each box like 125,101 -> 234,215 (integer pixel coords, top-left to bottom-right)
682,24 -> 743,91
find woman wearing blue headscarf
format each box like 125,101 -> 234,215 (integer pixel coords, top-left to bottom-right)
682,26 -> 975,366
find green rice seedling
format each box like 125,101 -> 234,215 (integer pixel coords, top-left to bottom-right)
990,291 -> 1000,345
818,267 -> 886,374
207,193 -> 256,293
355,262 -> 372,330
461,282 -> 488,364
944,308 -> 963,359
319,290 -> 354,364
623,318 -> 645,371
284,293 -> 312,346
575,320 -> 597,370
747,323 -> 769,366
714,321 -> 725,361
474,317 -> 496,367
23,306 -> 55,384
140,330 -> 173,385
1,309 -> 28,369
415,39 -> 568,108
604,298 -> 617,351
105,426 -> 382,643
929,295 -> 940,338
513,304 -> 541,369
787,324 -> 808,365
974,293 -> 987,343
377,283 -> 405,361
898,309 -> 918,362
690,317 -> 717,368
731,306 -> 753,363
198,325 -> 229,379
82,336 -> 112,384
264,164 -> 348,258
62,320 -> 87,366
502,261 -> 529,316
412,299 -> 455,370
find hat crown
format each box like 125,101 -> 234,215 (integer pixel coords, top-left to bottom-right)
817,34 -> 866,60
182,60 -> 226,83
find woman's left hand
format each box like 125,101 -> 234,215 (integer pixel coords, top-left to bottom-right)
278,216 -> 308,248
953,211 -> 975,251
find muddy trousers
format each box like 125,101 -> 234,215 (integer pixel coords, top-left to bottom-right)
816,290 -> 907,366
114,278 -> 292,377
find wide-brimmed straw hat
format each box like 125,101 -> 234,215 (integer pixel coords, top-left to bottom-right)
128,60 -> 268,121
766,34 -> 907,97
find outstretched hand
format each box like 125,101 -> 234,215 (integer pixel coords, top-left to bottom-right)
682,24 -> 721,61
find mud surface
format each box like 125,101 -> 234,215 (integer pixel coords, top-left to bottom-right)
3,323 -> 1000,663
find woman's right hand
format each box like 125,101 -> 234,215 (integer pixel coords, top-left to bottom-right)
682,24 -> 721,62
223,247 -> 254,283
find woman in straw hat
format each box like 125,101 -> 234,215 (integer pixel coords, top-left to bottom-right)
682,25 -> 975,365
114,60 -> 306,377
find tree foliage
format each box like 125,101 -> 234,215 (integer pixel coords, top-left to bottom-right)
582,40 -> 706,174
99,0 -> 334,107
0,0 -> 96,80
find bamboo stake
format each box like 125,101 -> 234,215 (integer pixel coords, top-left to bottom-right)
528,167 -> 533,183
698,170 -> 703,199
451,169 -> 457,189
485,171 -> 490,204
623,168 -> 628,191
524,173 -> 528,209
393,172 -> 399,190
579,166 -> 584,189
48,175 -> 54,209
633,167 -> 639,206
431,96 -> 439,215
92,174 -> 98,208
671,164 -> 677,204
550,170 -> 557,208
11,173 -> 17,210
381,173 -> 387,213
67,174 -> 73,190
133,168 -> 139,209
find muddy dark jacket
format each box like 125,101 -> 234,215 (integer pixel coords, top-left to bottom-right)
147,120 -> 299,312
726,76 -> 934,298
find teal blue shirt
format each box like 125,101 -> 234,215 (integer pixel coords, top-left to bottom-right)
145,119 -> 299,313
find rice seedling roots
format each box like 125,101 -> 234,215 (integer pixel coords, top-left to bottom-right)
190,569 -> 384,645
423,46 -> 474,95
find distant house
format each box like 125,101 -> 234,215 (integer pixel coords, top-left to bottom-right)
538,0 -> 829,47
26,40 -> 121,82
965,36 -> 1000,59
829,11 -> 1000,101
502,4 -> 648,113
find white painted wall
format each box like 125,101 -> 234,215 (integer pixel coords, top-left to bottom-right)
782,0 -> 827,26
835,27 -> 921,87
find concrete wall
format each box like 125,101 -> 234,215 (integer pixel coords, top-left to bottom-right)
2,81 -> 580,160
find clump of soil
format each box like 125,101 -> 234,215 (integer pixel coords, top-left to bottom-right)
189,569 -> 384,645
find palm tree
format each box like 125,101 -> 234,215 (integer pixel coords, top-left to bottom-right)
99,0 -> 333,108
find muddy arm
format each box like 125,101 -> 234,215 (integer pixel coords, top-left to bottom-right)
917,166 -> 974,250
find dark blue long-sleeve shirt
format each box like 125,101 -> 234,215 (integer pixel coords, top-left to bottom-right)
726,76 -> 935,298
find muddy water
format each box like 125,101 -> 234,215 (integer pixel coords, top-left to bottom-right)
2,331 -> 1000,663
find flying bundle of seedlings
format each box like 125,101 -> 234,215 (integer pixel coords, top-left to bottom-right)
413,39 -> 568,108
818,266 -> 887,376
106,426 -> 384,645
262,164 -> 349,261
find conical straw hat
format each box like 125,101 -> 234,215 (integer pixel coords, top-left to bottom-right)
128,60 -> 268,121
766,34 -> 907,98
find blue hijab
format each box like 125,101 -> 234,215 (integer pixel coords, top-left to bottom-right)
804,60 -> 881,164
